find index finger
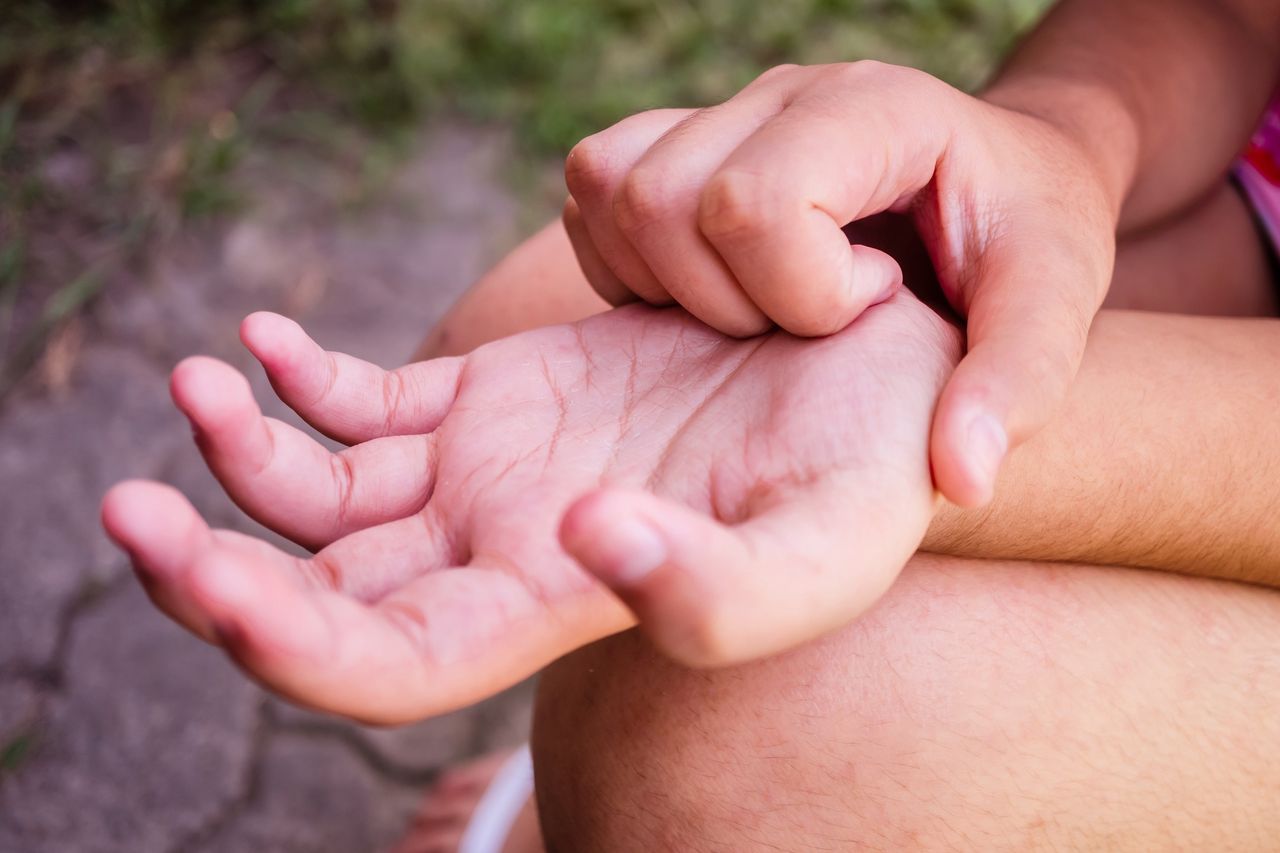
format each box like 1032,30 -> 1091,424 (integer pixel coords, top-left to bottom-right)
698,63 -> 952,335
240,312 -> 463,445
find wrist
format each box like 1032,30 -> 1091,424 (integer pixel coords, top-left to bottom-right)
980,76 -> 1140,222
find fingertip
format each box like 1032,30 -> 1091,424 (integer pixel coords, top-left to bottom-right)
170,356 -> 256,428
101,477 -> 141,526
774,309 -> 849,338
777,245 -> 903,338
240,311 -> 310,367
100,480 -> 207,578
771,263 -> 896,338
931,401 -> 1007,508
101,478 -> 163,545
168,355 -> 206,407
848,243 -> 904,311
712,309 -> 774,339
560,490 -> 669,588
101,479 -> 191,537
560,491 -> 749,667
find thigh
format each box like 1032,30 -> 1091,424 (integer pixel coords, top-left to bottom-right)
1108,181 -> 1278,316
533,555 -> 1280,851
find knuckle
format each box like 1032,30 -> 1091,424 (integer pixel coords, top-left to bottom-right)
327,452 -> 358,532
830,58 -> 890,82
380,368 -> 407,435
613,167 -> 677,233
564,134 -> 616,198
824,59 -> 926,93
750,62 -> 802,87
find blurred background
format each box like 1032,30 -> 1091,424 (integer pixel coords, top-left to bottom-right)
0,1 -> 1046,850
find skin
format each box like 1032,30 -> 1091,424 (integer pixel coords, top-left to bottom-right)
101,185 -> 1280,734
422,210 -> 1280,589
415,185 -> 1280,853
534,555 -> 1280,851
561,0 -> 1280,514
392,180 -> 1280,853
102,288 -> 962,722
926,309 -> 1280,584
563,65 -> 1121,509
987,0 -> 1280,232
101,1 -> 1280,809
97,0 -> 1280,847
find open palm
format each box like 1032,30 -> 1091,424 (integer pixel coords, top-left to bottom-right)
103,291 -> 959,723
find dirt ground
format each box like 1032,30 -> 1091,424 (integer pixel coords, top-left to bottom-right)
0,122 -> 548,853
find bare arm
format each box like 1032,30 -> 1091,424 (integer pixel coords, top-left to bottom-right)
926,310 -> 1280,585
985,0 -> 1280,231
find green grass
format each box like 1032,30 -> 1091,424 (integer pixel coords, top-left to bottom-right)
1,1 -> 1050,175
0,731 -> 36,775
0,0 -> 1049,392
2,1 -> 1046,147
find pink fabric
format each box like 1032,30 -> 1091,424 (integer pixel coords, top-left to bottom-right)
1237,95 -> 1280,251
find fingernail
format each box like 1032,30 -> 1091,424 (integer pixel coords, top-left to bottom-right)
966,412 -> 1008,494
597,517 -> 668,586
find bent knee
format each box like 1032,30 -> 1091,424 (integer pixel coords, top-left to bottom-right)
533,555 -> 1280,851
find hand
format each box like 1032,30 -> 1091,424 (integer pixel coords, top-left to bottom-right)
562,61 -> 1121,506
102,292 -> 959,723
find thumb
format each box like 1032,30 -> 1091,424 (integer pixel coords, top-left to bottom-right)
931,238 -> 1105,507
558,485 -> 916,667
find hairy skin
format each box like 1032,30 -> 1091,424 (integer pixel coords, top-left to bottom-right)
102,291 -> 960,723
535,555 -> 1280,852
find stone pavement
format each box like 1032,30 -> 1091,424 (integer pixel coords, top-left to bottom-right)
0,124 -> 545,852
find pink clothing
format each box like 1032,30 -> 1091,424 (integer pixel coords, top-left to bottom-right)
1237,96 -> 1280,252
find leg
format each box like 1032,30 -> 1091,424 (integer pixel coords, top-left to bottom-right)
1107,181 -> 1279,316
405,181 -> 1277,851
393,751 -> 542,853
534,556 -> 1280,851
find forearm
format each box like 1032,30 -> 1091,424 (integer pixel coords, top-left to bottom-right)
925,310 -> 1280,585
983,0 -> 1280,231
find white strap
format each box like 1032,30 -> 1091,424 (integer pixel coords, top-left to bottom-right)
457,744 -> 535,853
